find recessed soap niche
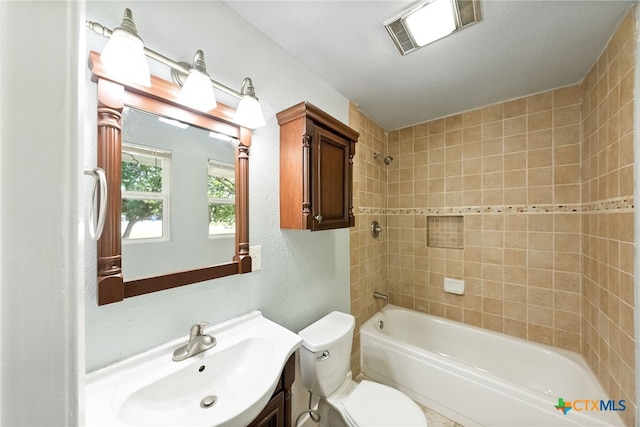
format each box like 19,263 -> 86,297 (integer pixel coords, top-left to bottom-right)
427,215 -> 464,249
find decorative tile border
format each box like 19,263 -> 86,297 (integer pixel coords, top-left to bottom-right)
358,197 -> 634,215
358,207 -> 386,215
582,197 -> 635,212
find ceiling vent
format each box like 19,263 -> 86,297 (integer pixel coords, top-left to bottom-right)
384,0 -> 481,55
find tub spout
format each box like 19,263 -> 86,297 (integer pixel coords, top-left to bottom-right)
373,292 -> 388,301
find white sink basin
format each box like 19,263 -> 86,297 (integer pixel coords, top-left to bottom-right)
86,311 -> 302,426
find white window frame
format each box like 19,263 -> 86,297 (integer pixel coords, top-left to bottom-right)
207,159 -> 235,238
121,143 -> 172,243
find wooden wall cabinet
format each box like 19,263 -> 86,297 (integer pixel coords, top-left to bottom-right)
248,354 -> 295,427
277,102 -> 359,231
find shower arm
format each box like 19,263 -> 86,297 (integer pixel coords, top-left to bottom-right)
373,152 -> 393,165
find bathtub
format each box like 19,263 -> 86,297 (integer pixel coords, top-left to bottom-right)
360,305 -> 624,426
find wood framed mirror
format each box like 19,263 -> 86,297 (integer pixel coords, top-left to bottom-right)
89,51 -> 251,306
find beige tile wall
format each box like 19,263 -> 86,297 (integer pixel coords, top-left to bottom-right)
581,9 -> 636,426
349,102 -> 389,376
427,216 -> 464,249
386,84 -> 584,352
349,8 -> 636,424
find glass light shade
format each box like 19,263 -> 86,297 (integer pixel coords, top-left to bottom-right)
404,0 -> 457,47
177,69 -> 217,112
235,96 -> 266,129
100,28 -> 151,87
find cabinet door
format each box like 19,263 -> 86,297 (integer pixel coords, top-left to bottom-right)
310,125 -> 353,231
247,391 -> 285,427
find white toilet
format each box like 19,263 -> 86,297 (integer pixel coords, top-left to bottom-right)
298,311 -> 428,427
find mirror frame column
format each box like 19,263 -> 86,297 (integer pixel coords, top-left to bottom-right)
97,79 -> 125,304
234,127 -> 252,273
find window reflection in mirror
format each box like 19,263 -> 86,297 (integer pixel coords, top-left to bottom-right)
207,159 -> 236,236
120,106 -> 237,281
121,144 -> 171,241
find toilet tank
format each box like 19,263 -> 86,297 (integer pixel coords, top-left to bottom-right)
298,311 -> 355,396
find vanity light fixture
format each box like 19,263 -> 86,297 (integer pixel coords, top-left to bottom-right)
86,8 -> 266,128
98,9 -> 151,87
175,50 -> 217,112
235,78 -> 266,129
384,0 -> 480,55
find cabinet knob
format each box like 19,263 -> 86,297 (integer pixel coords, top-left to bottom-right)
315,215 -> 323,223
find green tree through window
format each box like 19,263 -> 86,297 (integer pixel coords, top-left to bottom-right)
208,160 -> 235,235
121,161 -> 163,239
121,144 -> 170,240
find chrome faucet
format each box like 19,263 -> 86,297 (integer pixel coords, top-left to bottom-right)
172,321 -> 217,362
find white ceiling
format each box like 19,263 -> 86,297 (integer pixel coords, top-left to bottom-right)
225,0 -> 635,130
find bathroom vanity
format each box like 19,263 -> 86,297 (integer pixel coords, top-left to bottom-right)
248,354 -> 295,427
277,102 -> 358,231
85,312 -> 301,427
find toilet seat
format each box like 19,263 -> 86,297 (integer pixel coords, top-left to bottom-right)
343,380 -> 428,426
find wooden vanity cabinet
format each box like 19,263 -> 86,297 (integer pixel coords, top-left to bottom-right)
277,102 -> 359,231
248,354 -> 296,427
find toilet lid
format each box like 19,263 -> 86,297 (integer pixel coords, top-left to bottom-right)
344,381 -> 428,426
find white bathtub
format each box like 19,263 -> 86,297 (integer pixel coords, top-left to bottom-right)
360,305 -> 624,426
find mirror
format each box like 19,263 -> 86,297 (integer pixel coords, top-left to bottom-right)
89,51 -> 251,306
121,106 -> 237,280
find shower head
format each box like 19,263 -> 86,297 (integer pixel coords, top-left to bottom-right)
373,152 -> 394,165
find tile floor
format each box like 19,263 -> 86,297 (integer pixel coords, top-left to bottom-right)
415,401 -> 462,427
